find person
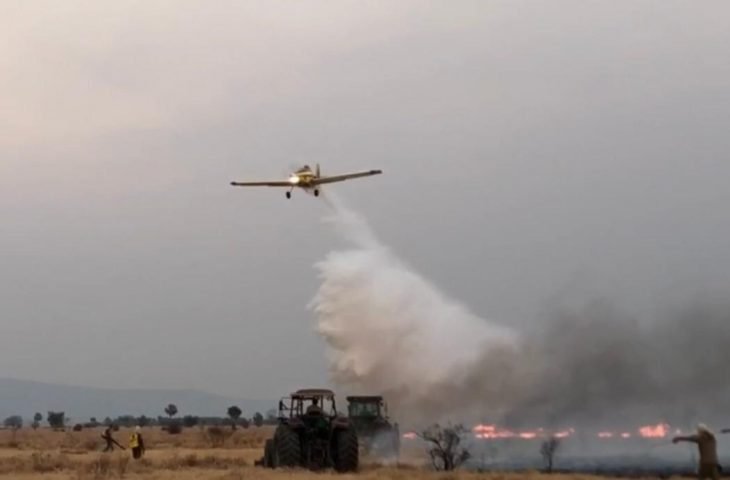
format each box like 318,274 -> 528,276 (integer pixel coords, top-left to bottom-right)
306,398 -> 323,415
101,425 -> 121,452
129,426 -> 146,459
673,424 -> 720,480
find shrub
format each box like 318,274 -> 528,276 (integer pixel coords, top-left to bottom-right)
82,438 -> 99,451
183,415 -> 199,428
3,415 -> 22,429
91,454 -> 111,476
116,455 -> 130,476
206,426 -> 232,448
31,452 -> 71,473
166,422 -> 183,435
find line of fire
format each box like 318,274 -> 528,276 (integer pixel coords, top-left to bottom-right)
402,422 -> 675,440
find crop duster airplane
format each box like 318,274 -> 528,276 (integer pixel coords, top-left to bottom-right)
230,164 -> 382,199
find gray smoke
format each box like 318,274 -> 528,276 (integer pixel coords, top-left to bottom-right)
497,299 -> 730,429
311,198 -> 730,429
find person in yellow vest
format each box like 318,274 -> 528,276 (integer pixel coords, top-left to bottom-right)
129,426 -> 146,459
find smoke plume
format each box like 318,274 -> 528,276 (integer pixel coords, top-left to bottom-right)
311,197 -> 730,428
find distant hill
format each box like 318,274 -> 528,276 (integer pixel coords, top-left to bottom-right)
0,378 -> 275,422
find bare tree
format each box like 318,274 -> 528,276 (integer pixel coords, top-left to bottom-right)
540,436 -> 561,473
418,423 -> 471,471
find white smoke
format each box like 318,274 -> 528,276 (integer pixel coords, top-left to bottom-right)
310,194 -> 517,422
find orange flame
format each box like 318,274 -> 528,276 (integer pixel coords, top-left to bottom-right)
554,428 -> 575,439
473,424 -> 518,439
638,423 -> 670,438
472,424 -> 572,440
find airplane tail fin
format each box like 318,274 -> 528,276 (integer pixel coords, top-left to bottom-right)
316,163 -> 321,177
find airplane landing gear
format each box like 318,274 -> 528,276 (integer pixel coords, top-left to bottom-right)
286,191 -> 291,199
314,189 -> 320,197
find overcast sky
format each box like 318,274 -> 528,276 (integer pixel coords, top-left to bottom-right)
1,1 -> 730,399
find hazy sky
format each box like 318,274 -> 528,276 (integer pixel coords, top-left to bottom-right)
2,1 -> 730,399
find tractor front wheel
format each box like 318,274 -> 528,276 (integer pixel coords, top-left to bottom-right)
274,426 -> 301,468
334,428 -> 359,473
264,439 -> 275,468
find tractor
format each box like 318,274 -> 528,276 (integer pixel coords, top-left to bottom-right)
261,388 -> 358,472
346,395 -> 400,459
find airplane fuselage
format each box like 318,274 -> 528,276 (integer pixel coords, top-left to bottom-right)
288,166 -> 320,197
289,166 -> 319,196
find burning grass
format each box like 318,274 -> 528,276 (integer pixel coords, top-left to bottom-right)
470,423 -> 674,441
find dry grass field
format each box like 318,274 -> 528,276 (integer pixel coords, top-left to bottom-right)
0,426 -> 677,480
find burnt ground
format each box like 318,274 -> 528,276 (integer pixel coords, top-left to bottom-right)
473,456 -> 702,478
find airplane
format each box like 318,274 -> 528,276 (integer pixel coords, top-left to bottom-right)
230,164 -> 382,199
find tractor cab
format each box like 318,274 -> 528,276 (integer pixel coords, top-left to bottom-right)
347,396 -> 386,419
346,395 -> 400,459
279,388 -> 338,418
279,389 -> 341,437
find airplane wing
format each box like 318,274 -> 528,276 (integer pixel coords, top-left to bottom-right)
230,181 -> 293,187
313,170 -> 383,185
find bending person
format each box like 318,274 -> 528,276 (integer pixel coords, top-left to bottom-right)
673,424 -> 720,480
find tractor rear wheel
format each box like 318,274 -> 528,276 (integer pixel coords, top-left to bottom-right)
274,425 -> 301,468
334,428 -> 359,472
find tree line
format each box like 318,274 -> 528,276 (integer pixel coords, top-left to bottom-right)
2,403 -> 279,432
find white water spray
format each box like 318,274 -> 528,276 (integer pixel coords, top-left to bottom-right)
311,195 -> 517,422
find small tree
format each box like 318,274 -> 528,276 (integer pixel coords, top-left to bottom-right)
227,406 -> 242,430
265,409 -> 278,425
164,403 -> 178,419
4,415 -> 22,430
137,415 -> 150,427
103,417 -> 113,427
33,412 -> 43,430
253,412 -> 264,428
419,424 -> 471,471
540,436 -> 561,473
47,411 -> 66,430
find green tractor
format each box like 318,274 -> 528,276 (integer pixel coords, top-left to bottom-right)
261,388 -> 358,472
346,395 -> 400,459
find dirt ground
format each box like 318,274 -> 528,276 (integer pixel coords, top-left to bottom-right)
0,426 -> 679,479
